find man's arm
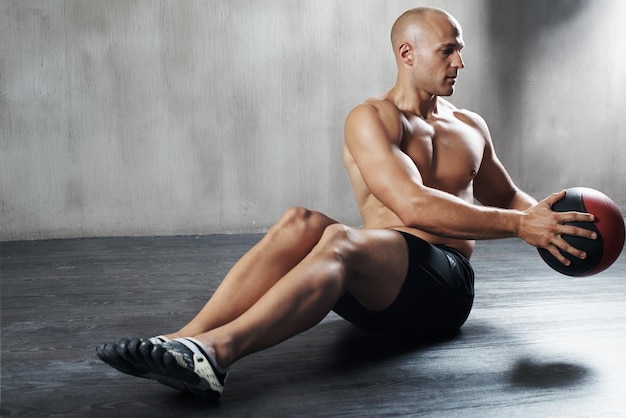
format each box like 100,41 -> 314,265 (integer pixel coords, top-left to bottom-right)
471,113 -> 537,211
344,104 -> 595,264
468,112 -> 600,263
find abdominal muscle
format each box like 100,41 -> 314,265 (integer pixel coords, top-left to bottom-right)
359,198 -> 476,260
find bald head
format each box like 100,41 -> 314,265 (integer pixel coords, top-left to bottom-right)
389,8 -> 465,96
391,7 -> 461,52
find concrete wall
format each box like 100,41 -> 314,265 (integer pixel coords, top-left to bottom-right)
1,0 -> 624,241
483,0 -> 626,201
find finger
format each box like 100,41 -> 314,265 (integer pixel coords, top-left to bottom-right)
554,236 -> 587,260
556,211 -> 595,224
557,223 -> 597,240
545,244 -> 573,266
544,190 -> 567,208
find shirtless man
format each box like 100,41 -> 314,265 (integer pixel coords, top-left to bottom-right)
97,7 -> 595,400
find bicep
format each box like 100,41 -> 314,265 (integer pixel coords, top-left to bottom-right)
473,150 -> 516,207
473,137 -> 535,209
345,106 -> 427,214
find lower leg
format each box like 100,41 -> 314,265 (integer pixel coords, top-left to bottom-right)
168,208 -> 337,338
97,226 -> 410,399
191,226 -> 409,368
195,244 -> 347,367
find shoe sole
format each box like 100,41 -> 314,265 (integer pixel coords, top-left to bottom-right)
96,337 -> 186,391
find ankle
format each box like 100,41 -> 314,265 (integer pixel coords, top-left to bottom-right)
195,334 -> 233,369
163,332 -> 181,340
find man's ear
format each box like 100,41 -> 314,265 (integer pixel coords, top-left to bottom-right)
398,42 -> 414,65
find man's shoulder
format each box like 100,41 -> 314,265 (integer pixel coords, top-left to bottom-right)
439,99 -> 488,132
351,96 -> 400,116
348,96 -> 404,128
345,97 -> 404,145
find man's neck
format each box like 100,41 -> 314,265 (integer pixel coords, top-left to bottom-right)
386,85 -> 439,120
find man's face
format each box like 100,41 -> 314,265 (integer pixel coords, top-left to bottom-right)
411,16 -> 465,97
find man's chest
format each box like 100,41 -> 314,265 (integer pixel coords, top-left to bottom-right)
401,118 -> 485,192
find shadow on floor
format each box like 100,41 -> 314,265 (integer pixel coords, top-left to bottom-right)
509,357 -> 593,389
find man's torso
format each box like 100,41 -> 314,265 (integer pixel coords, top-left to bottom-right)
344,97 -> 486,258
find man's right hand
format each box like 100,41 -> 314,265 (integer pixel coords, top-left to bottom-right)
518,190 -> 596,266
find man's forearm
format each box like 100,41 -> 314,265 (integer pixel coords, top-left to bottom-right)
506,189 -> 537,212
399,187 -> 524,240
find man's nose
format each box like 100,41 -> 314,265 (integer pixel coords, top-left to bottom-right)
453,52 -> 465,69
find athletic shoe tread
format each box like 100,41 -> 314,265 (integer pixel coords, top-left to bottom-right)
96,336 -> 186,391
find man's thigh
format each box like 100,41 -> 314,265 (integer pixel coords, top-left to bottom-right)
341,228 -> 411,312
335,230 -> 475,336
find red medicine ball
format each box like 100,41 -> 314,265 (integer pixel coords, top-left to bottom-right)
538,187 -> 625,277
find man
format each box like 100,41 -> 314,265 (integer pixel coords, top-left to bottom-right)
97,7 -> 595,400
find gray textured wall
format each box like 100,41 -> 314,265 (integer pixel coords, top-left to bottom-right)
483,0 -> 626,201
1,0 -> 624,241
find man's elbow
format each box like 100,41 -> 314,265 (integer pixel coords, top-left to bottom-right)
395,200 -> 435,230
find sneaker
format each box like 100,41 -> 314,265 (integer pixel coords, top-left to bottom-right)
156,337 -> 229,400
96,336 -> 186,391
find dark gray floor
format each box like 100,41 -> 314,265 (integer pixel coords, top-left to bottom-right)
1,234 -> 625,417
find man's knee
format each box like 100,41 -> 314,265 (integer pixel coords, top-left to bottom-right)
275,207 -> 335,236
316,223 -> 354,262
279,207 -> 315,225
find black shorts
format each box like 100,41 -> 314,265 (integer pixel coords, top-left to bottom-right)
332,231 -> 475,337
